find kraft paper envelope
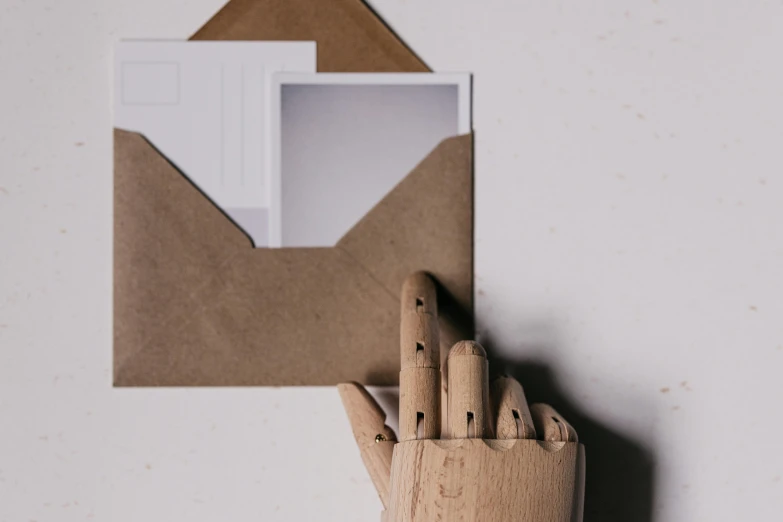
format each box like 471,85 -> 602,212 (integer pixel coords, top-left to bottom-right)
114,0 -> 473,386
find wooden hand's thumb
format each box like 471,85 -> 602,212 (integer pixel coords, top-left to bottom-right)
337,382 -> 396,508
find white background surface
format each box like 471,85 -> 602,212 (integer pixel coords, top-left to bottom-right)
1,1 -> 782,521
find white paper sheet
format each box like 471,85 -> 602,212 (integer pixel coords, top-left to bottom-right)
114,41 -> 317,246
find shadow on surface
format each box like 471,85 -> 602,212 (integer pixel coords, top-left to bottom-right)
483,336 -> 656,522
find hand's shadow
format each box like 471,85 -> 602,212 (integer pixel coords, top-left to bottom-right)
389,278 -> 656,521
482,335 -> 656,522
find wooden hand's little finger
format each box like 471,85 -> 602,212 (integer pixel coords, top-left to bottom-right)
529,403 -> 578,443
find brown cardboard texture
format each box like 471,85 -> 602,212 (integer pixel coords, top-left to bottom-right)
113,0 -> 474,386
190,0 -> 429,73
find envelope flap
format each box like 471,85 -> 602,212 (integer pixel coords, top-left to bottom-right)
114,129 -> 252,369
337,134 -> 474,316
114,129 -> 251,253
191,0 -> 428,73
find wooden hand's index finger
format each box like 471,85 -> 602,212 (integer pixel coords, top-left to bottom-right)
399,272 -> 441,441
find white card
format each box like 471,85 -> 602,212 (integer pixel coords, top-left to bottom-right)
114,41 -> 316,246
269,72 -> 471,248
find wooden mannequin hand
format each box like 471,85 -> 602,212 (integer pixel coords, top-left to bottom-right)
338,273 -> 585,522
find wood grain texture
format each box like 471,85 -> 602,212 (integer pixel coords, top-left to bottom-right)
400,273 -> 440,370
344,282 -> 584,521
401,271 -> 438,316
400,311 -> 440,369
530,403 -> 578,443
446,341 -> 492,439
491,376 -> 536,440
399,368 -> 441,441
386,439 -> 585,522
337,383 -> 397,507
399,273 -> 440,441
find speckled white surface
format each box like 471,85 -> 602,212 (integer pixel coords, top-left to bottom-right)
1,1 -> 782,521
